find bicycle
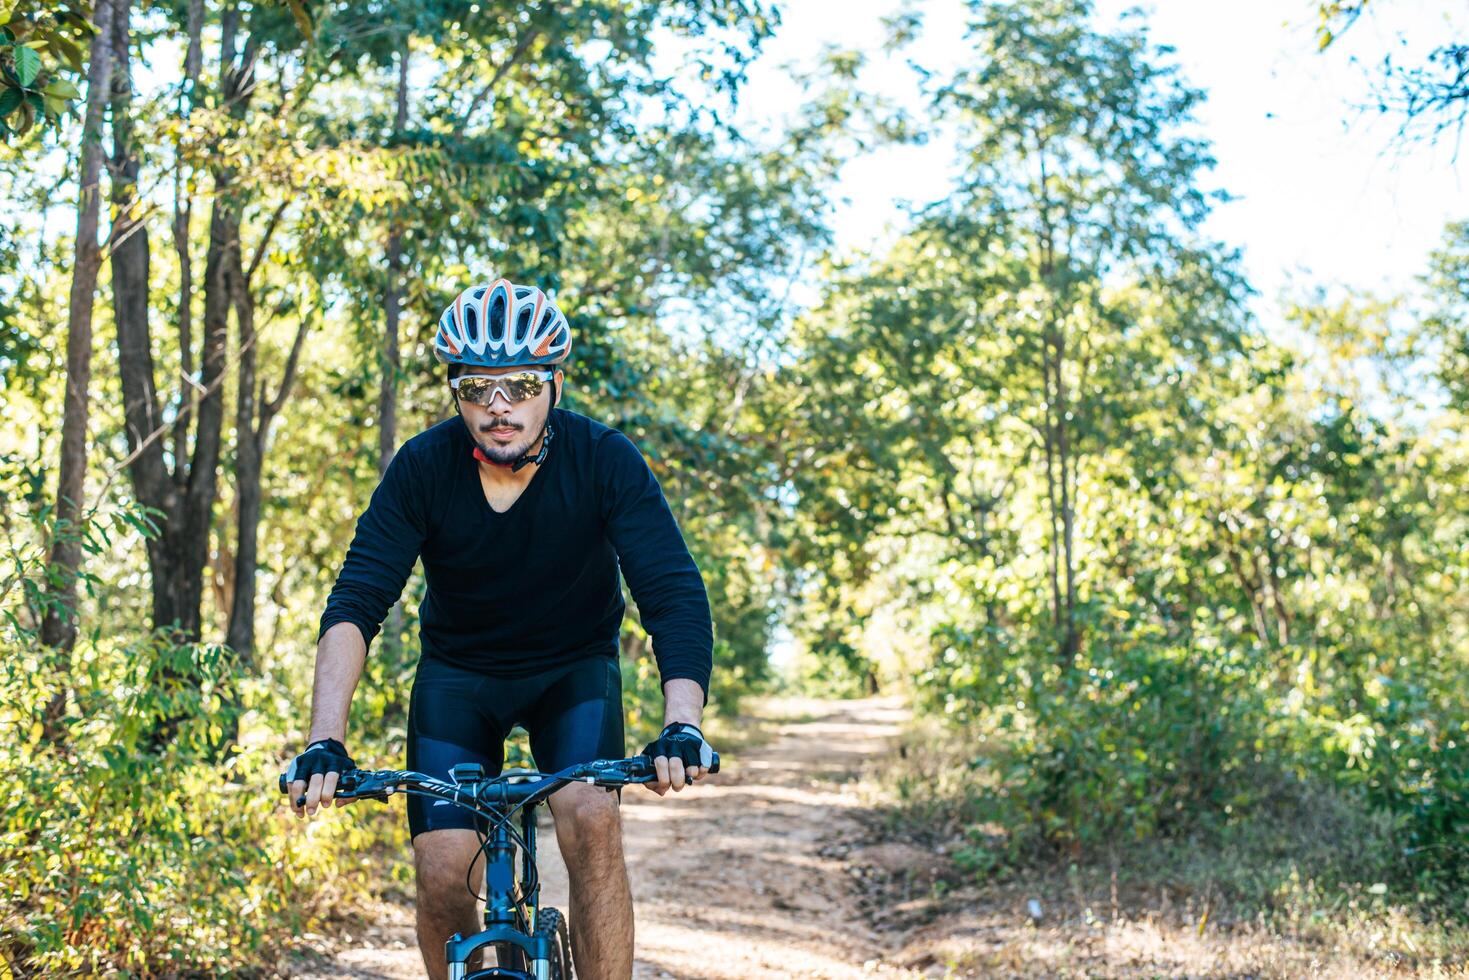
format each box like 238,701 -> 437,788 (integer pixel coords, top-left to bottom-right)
278,750 -> 719,980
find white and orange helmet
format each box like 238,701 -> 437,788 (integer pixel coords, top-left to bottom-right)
433,278 -> 572,369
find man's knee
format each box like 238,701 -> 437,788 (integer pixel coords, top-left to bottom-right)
414,829 -> 481,921
553,785 -> 623,855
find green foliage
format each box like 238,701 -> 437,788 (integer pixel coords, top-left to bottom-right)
0,2 -> 90,139
2,0 -> 1467,969
0,505 -> 401,975
1424,221 -> 1469,410
780,0 -> 1469,915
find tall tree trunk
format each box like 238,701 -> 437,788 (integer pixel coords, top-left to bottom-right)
39,0 -> 118,743
1056,319 -> 1079,664
1041,323 -> 1064,646
224,260 -> 259,664
110,0 -> 186,635
224,237 -> 309,668
171,0 -> 204,477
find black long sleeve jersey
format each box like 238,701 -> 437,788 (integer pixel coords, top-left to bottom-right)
318,409 -> 712,693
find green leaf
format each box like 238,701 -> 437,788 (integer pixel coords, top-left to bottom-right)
0,85 -> 21,118
14,44 -> 40,87
58,37 -> 82,74
42,78 -> 79,100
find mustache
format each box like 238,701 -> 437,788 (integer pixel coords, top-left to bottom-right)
478,420 -> 524,432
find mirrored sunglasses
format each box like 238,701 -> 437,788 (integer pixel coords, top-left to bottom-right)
449,371 -> 554,406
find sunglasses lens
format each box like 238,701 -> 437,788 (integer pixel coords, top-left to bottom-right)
455,377 -> 497,405
453,372 -> 548,405
501,372 -> 545,401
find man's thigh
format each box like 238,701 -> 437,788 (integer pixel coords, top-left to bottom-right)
406,658 -> 511,838
522,656 -> 626,773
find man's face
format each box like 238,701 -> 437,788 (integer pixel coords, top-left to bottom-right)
455,365 -> 562,466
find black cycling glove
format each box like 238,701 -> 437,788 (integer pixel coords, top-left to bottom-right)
285,738 -> 355,788
641,722 -> 713,770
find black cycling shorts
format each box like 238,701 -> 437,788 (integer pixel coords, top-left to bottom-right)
405,654 -> 625,839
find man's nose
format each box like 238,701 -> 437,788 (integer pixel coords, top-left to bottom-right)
487,386 -> 513,409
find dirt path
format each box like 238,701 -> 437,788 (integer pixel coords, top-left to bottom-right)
293,697 -> 920,979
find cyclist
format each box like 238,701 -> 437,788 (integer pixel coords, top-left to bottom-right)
284,278 -> 716,980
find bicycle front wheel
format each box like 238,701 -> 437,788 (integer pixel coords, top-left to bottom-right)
533,906 -> 572,979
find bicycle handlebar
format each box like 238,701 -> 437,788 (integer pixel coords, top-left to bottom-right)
277,752 -> 720,810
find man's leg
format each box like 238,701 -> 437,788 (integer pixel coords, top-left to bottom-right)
413,828 -> 486,980
548,781 -> 633,980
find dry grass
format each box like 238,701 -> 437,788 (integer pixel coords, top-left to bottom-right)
854,718 -> 1469,978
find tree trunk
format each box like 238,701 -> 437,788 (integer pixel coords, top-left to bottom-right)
1041,322 -> 1064,645
224,257 -> 259,664
224,248 -> 309,669
1055,317 -> 1079,664
39,0 -> 118,743
170,0 -> 204,478
109,0 -> 185,639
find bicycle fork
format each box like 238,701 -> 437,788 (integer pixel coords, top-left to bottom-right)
446,810 -> 553,979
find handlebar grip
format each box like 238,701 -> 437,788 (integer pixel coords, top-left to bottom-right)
627,752 -> 719,776
277,770 -> 360,796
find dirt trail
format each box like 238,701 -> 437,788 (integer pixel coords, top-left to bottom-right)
294,697 -> 920,979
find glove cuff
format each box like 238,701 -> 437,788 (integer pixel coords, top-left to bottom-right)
306,737 -> 349,755
661,722 -> 703,740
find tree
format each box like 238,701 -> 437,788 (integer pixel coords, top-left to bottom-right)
787,0 -> 1245,668
37,0 -> 113,742
111,0 -> 247,644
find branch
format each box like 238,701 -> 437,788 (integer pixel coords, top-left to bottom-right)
245,200 -> 289,284
461,27 -> 542,128
260,313 -> 311,427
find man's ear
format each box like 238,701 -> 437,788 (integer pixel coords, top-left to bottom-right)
553,369 -> 565,407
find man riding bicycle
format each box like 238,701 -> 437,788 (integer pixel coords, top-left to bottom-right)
285,278 -> 716,980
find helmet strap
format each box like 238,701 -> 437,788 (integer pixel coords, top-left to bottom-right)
472,418 -> 554,473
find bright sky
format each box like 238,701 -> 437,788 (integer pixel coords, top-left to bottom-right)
731,0 -> 1469,325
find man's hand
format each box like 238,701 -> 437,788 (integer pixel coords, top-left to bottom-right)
286,738 -> 356,817
640,722 -> 713,796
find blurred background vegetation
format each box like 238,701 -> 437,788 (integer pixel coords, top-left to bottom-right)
0,0 -> 1464,974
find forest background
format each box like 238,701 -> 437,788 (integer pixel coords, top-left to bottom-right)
0,0 -> 1465,974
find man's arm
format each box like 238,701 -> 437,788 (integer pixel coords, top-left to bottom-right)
595,431 -> 717,795
595,432 -> 714,695
291,444 -> 426,818
307,622 -> 368,744
290,622 -> 367,816
316,442 -> 429,652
